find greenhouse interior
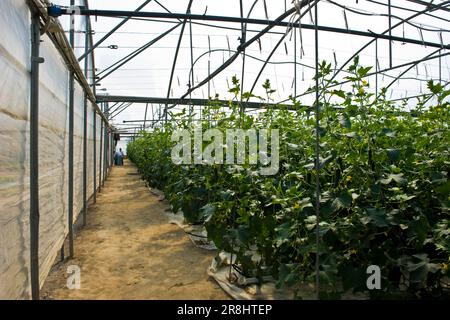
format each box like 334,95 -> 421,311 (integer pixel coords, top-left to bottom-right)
0,0 -> 449,302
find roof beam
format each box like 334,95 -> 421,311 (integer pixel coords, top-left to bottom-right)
47,6 -> 450,51
96,95 -> 298,110
78,0 -> 153,61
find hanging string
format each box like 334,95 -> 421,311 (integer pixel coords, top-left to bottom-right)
418,27 -> 425,47
333,50 -> 338,70
208,35 -> 211,57
401,22 -> 406,45
309,3 -> 314,24
343,9 -> 349,30
263,0 -> 269,20
288,0 -> 305,58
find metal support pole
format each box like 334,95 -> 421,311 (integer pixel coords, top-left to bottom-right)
151,104 -> 155,128
99,106 -> 103,192
30,6 -> 42,301
109,131 -> 112,170
189,16 -> 194,118
93,108 -> 97,203
294,26 -> 297,98
143,103 -> 148,129
388,0 -> 393,68
375,39 -> 378,97
104,102 -> 109,183
107,129 -> 110,174
82,15 -> 89,226
239,0 -> 246,109
110,131 -> 114,168
68,0 -> 75,259
103,126 -> 107,185
106,129 -> 110,173
83,96 -> 88,226
313,1 -> 320,301
208,60 -> 211,99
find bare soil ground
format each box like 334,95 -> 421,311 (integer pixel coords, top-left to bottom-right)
41,160 -> 228,300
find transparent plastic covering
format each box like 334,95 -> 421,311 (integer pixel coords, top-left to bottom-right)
50,0 -> 450,136
0,0 -> 449,299
0,0 -> 102,299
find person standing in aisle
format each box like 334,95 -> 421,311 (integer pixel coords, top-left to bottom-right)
114,149 -> 123,166
119,148 -> 124,165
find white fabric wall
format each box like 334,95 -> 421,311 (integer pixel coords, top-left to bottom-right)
0,0 -> 104,299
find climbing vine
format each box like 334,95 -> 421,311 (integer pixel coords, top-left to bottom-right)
128,58 -> 450,299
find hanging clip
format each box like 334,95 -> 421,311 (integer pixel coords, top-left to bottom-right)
333,51 -> 338,70
32,57 -> 45,64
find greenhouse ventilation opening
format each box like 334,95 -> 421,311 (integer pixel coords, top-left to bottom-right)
0,0 -> 449,300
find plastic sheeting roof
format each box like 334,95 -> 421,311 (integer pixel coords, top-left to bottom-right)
53,0 -> 450,132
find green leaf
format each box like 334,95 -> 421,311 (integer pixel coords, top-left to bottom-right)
295,197 -> 313,211
331,193 -> 352,212
357,66 -> 372,78
331,89 -> 346,99
438,89 -> 450,104
287,142 -> 300,149
236,226 -> 250,246
379,173 -> 407,185
305,215 -> 317,230
408,215 -> 430,244
304,162 -> 315,170
403,254 -> 440,285
434,181 -> 450,196
338,113 -> 352,129
386,149 -> 400,162
275,222 -> 291,247
318,221 -> 331,236
343,132 -> 360,139
319,154 -> 334,170
278,264 -> 297,287
381,128 -> 396,138
199,203 -> 215,222
366,208 -> 388,227
427,80 -> 443,95
340,265 -> 366,292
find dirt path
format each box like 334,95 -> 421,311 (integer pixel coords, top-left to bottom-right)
41,160 -> 228,300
